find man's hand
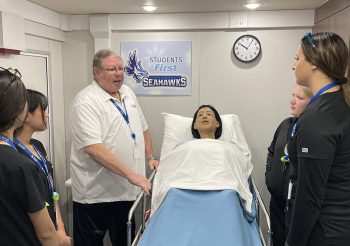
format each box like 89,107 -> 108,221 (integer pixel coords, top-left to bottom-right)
127,172 -> 151,194
148,159 -> 159,170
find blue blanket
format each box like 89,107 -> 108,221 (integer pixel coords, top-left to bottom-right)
139,188 -> 262,246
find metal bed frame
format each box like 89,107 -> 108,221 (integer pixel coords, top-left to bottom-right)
127,171 -> 271,246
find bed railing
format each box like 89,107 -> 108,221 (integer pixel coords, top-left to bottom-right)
252,179 -> 272,246
127,170 -> 155,246
127,172 -> 271,246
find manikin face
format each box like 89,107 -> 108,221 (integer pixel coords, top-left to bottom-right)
27,106 -> 49,132
292,46 -> 314,87
94,55 -> 124,96
194,107 -> 220,138
290,85 -> 311,117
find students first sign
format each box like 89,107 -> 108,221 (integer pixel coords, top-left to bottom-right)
121,41 -> 192,95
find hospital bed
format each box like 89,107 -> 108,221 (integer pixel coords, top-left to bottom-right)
127,113 -> 272,246
127,172 -> 271,246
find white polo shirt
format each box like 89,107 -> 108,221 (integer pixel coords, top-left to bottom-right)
70,81 -> 148,203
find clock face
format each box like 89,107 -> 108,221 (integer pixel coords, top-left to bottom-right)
233,35 -> 261,63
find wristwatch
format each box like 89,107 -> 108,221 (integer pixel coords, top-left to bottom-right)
147,155 -> 157,161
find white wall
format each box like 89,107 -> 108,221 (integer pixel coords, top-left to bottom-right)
61,30 -> 94,235
110,27 -> 308,209
59,11 -> 312,240
1,0 -> 314,240
197,29 -> 306,200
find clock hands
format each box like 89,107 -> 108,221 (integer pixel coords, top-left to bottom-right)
239,43 -> 248,49
247,39 -> 254,49
240,39 -> 253,50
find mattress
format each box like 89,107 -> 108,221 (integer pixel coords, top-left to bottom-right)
139,188 -> 262,246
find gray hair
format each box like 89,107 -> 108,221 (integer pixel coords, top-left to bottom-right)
92,49 -> 120,68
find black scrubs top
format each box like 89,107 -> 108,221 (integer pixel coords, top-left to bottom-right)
266,117 -> 296,200
0,145 -> 46,246
15,139 -> 57,227
287,91 -> 350,246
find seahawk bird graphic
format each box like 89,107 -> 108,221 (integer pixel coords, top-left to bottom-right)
125,50 -> 148,83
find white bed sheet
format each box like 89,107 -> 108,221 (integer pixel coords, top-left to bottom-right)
151,139 -> 253,214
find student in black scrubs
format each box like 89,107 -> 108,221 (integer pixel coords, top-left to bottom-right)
286,32 -> 350,246
0,68 -> 58,246
265,85 -> 312,246
14,89 -> 71,246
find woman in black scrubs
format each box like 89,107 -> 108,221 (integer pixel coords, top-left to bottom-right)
14,89 -> 71,245
266,85 -> 312,246
286,32 -> 350,246
0,68 -> 58,245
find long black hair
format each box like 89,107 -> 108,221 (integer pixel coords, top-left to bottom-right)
191,104 -> 222,139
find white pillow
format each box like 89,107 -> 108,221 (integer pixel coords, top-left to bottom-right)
160,112 -> 251,159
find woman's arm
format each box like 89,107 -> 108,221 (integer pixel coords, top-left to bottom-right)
55,202 -> 72,246
28,208 -> 59,246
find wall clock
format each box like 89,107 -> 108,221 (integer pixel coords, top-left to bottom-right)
233,35 -> 261,63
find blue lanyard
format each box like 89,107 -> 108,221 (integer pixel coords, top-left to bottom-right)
13,138 -> 56,198
291,82 -> 338,137
307,82 -> 337,107
0,134 -> 18,151
110,98 -> 136,141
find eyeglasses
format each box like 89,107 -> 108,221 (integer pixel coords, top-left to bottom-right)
101,67 -> 125,74
302,32 -> 316,48
0,67 -> 22,98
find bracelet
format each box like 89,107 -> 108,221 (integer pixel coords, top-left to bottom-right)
147,155 -> 157,161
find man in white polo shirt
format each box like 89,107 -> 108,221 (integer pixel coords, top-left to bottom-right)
70,49 -> 158,246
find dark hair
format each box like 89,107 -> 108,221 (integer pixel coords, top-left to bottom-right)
0,68 -> 28,132
301,32 -> 350,106
27,89 -> 48,126
191,105 -> 222,139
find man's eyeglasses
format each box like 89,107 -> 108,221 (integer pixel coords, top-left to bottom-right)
0,67 -> 22,81
302,32 -> 316,48
101,67 -> 125,74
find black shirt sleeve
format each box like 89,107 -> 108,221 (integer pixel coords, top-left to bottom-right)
10,159 -> 46,213
266,117 -> 295,197
266,120 -> 285,176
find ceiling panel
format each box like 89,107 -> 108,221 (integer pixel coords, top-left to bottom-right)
28,0 -> 327,15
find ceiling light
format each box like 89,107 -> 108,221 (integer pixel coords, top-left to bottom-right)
142,5 -> 158,12
242,2 -> 264,10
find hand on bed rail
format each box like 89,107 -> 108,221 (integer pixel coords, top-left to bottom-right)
127,172 -> 152,195
148,159 -> 159,171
